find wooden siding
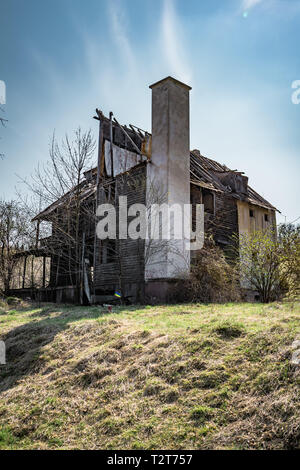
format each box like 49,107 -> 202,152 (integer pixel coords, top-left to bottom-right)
94,164 -> 146,300
237,200 -> 276,235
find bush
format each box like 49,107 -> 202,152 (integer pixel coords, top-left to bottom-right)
278,224 -> 300,300
171,240 -> 241,303
6,297 -> 21,306
238,225 -> 300,302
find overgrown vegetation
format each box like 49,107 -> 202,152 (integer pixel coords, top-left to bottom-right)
172,239 -> 241,303
238,229 -> 281,303
278,224 -> 300,300
0,200 -> 35,294
0,300 -> 299,449
170,224 -> 299,304
238,224 -> 300,302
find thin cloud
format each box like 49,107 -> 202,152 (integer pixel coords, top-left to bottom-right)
240,1 -> 300,21
161,0 -> 192,84
242,0 -> 262,10
3,0 -> 299,223
108,0 -> 136,72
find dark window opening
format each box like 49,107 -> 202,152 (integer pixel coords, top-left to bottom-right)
191,185 -> 201,205
264,213 -> 269,222
190,186 -> 202,231
103,182 -> 116,202
249,209 -> 254,218
84,250 -> 94,283
203,190 -> 214,215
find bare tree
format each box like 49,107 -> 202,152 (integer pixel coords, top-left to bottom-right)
20,128 -> 96,301
0,200 -> 34,294
0,106 -> 7,159
22,128 -> 95,204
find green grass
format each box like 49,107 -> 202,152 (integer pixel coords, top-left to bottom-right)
0,300 -> 299,449
0,426 -> 19,449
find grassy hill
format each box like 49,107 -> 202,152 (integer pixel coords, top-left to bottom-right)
0,300 -> 299,450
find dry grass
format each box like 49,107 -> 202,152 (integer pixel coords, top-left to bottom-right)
0,300 -> 299,449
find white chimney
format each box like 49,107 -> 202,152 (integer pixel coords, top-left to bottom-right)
145,76 -> 191,285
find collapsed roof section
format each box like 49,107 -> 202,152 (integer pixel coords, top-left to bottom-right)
33,114 -> 278,222
190,149 -> 278,211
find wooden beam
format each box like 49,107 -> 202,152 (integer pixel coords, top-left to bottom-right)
113,117 -> 142,155
129,125 -> 143,142
42,256 -> 46,288
93,112 -> 104,299
22,256 -> 27,289
96,113 -> 104,186
109,112 -> 114,177
35,220 -> 40,248
55,255 -> 60,287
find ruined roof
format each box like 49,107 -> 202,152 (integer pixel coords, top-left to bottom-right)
33,130 -> 277,221
190,149 -> 278,211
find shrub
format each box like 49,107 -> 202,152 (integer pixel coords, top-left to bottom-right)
171,239 -> 241,303
6,297 -> 21,306
238,225 -> 300,302
278,224 -> 300,300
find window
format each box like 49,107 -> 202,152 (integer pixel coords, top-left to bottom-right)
249,209 -> 254,218
191,186 -> 201,205
103,182 -> 116,202
264,213 -> 269,222
203,190 -> 214,215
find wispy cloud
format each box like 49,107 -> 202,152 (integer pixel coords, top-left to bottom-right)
2,0 -> 299,223
108,0 -> 136,72
161,0 -> 192,84
242,0 -> 262,10
240,0 -> 300,20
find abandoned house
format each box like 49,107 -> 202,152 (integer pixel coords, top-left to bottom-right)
10,76 -> 277,303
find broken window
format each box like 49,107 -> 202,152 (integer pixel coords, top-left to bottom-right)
203,190 -> 214,215
264,213 -> 269,222
102,182 -> 116,203
191,185 -> 201,205
249,209 -> 255,218
190,185 -> 202,231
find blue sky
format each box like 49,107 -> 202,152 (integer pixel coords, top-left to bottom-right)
0,0 -> 299,223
